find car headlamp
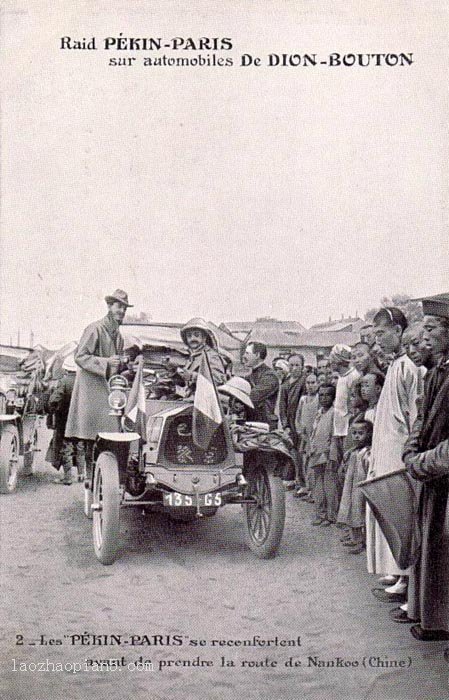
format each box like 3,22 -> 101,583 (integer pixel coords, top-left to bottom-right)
108,389 -> 127,411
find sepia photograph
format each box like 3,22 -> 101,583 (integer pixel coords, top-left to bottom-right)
0,2 -> 448,699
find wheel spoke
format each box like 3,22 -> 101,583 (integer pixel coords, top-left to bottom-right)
253,511 -> 262,540
8,436 -> 18,486
260,511 -> 270,539
94,471 -> 104,548
248,507 -> 259,530
251,507 -> 261,531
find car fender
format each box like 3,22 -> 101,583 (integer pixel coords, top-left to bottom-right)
0,414 -> 19,423
97,432 -> 140,442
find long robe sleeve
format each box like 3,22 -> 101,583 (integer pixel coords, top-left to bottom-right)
407,439 -> 449,480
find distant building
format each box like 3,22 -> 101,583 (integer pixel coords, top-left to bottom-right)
309,316 -> 365,334
222,318 -> 306,343
244,328 -> 360,367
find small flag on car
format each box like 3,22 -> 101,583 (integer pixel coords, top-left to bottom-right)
192,352 -> 223,450
124,356 -> 147,442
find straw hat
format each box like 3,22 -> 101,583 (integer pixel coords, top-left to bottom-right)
218,377 -> 254,409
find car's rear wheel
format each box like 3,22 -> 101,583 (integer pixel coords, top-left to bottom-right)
0,425 -> 19,494
244,464 -> 285,559
92,452 -> 120,565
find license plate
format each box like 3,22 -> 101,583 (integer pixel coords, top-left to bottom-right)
163,492 -> 222,507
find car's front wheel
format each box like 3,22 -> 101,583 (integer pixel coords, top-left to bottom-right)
0,425 -> 19,494
92,452 -> 120,565
244,463 -> 285,559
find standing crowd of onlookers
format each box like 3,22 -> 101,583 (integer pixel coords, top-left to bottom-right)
242,293 -> 449,643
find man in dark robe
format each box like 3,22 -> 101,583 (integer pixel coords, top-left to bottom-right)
403,293 -> 449,641
279,353 -> 306,486
243,342 -> 279,430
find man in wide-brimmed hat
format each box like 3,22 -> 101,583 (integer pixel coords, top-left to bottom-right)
65,289 -> 133,462
177,317 -> 226,397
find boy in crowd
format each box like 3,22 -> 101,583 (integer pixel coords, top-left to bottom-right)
295,372 -> 320,500
337,419 -> 373,554
308,384 -> 337,526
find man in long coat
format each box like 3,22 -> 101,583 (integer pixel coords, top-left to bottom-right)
65,289 -> 132,444
403,293 -> 449,641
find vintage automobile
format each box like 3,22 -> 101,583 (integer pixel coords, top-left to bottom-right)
0,381 -> 46,494
85,375 -> 289,565
0,350 -> 47,494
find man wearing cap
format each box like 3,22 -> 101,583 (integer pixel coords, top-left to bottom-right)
177,317 -> 226,397
65,289 -> 132,458
329,344 -> 360,467
403,293 -> 449,641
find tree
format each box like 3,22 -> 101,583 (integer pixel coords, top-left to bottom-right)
125,311 -> 152,324
364,294 -> 423,324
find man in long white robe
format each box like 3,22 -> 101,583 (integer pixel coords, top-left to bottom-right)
366,308 -> 420,578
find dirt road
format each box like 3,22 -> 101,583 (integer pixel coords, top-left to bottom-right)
0,428 -> 447,700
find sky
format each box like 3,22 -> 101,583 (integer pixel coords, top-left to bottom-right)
1,1 -> 448,348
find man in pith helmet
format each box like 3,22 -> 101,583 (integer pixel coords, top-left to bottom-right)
177,317 -> 226,396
